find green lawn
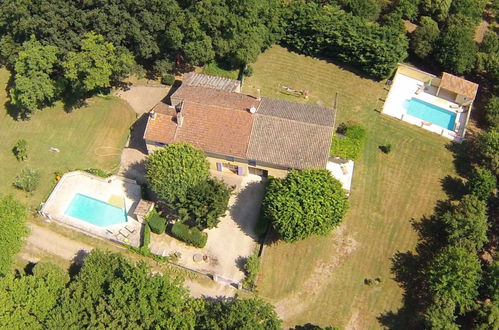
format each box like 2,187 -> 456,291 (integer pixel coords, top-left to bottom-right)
0,68 -> 136,209
245,46 -> 455,328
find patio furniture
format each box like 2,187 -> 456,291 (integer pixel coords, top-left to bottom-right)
119,228 -> 130,238
124,225 -> 135,233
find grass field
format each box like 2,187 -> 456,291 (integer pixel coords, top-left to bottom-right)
244,46 -> 455,329
0,68 -> 136,209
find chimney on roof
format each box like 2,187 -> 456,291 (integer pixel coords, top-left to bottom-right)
256,88 -> 261,101
150,111 -> 157,120
176,103 -> 184,127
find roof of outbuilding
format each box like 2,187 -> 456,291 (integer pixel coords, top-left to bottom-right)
257,97 -> 334,127
247,115 -> 333,169
183,73 -> 241,92
440,72 -> 479,99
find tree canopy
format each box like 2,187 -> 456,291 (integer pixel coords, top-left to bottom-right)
0,195 -> 28,275
263,169 -> 348,242
146,143 -> 210,204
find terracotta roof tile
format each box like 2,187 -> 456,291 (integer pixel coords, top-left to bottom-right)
171,86 -> 259,111
440,72 -> 479,99
143,112 -> 177,144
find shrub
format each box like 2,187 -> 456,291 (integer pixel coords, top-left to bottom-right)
243,65 -> 253,77
243,255 -> 260,289
14,168 -> 41,192
477,129 -> 499,175
84,168 -> 111,178
146,209 -> 166,234
262,169 -> 349,242
380,144 -> 392,154
485,96 -> 499,129
174,178 -> 232,230
466,167 -> 497,201
161,73 -> 175,85
142,222 -> 151,248
171,222 -> 207,248
13,139 -> 28,161
146,143 -> 210,203
0,196 -> 28,275
330,124 -> 367,160
411,16 -> 440,59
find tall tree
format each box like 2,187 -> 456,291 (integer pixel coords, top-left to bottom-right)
425,245 -> 482,314
0,195 -> 28,275
146,143 -> 210,204
9,36 -> 60,118
263,169 -> 348,242
421,0 -> 452,22
411,16 -> 440,59
63,32 -> 133,98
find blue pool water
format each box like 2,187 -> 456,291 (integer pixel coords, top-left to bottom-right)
65,193 -> 127,227
404,98 -> 456,130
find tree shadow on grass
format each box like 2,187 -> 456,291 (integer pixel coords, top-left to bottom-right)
445,141 -> 475,178
440,175 -> 467,200
68,249 -> 90,277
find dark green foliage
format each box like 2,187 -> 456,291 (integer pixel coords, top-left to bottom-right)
47,250 -> 198,328
422,296 -> 459,329
0,263 -> 69,328
435,15 -> 477,75
380,144 -> 392,154
476,32 -> 499,82
344,0 -> 382,21
421,0 -> 452,22
161,73 -> 175,86
171,222 -> 207,248
146,143 -> 210,203
472,302 -> 499,330
483,261 -> 499,301
411,16 -> 440,59
14,168 -> 41,192
438,194 -> 489,253
394,0 -> 420,20
243,255 -> 260,289
198,297 -> 281,329
174,178 -> 231,230
243,64 -> 253,77
484,96 -> 499,129
263,169 -> 348,242
282,1 -> 408,79
331,124 -> 367,160
466,167 -> 497,201
9,37 -> 60,118
425,245 -> 482,314
449,0 -> 486,21
13,139 -> 28,161
146,209 -> 166,234
0,196 -> 28,275
477,129 -> 499,175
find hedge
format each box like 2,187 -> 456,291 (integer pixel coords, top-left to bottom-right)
330,124 -> 367,160
146,209 -> 166,234
143,223 -> 151,248
171,222 -> 207,248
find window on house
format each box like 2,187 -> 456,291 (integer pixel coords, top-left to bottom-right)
225,156 -> 235,162
248,160 -> 256,166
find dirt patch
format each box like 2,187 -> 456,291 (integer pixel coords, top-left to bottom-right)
115,85 -> 170,114
274,227 -> 359,320
474,20 -> 489,43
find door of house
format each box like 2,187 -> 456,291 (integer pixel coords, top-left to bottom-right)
248,167 -> 268,177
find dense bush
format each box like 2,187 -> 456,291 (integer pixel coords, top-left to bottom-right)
263,169 -> 348,242
14,168 -> 41,192
174,178 -> 231,230
0,196 -> 28,275
282,1 -> 408,79
411,16 -> 440,59
485,96 -> 499,128
161,74 -> 175,85
243,255 -> 260,289
476,129 -> 499,175
146,143 -> 210,203
171,222 -> 207,248
146,209 -> 166,234
466,167 -> 497,201
393,0 -> 421,20
330,124 -> 367,160
13,139 -> 28,161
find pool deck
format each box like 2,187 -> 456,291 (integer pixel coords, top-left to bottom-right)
40,171 -> 143,248
383,73 -> 467,142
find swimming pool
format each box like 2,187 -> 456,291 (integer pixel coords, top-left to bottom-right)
404,98 -> 456,130
65,193 -> 127,227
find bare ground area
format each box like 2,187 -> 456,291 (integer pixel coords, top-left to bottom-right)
115,85 -> 170,114
150,173 -> 265,284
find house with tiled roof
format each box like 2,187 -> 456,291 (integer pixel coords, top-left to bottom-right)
143,73 -> 336,179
